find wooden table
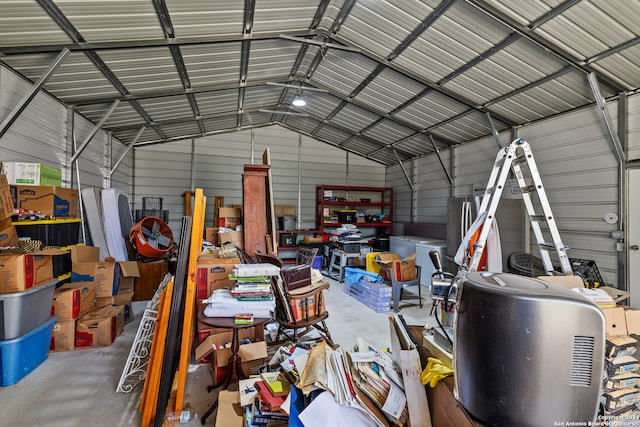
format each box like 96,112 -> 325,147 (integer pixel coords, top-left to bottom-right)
198,313 -> 271,425
408,325 -> 484,427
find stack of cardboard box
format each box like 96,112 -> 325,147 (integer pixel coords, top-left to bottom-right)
48,246 -> 139,352
2,163 -> 78,219
206,206 -> 243,248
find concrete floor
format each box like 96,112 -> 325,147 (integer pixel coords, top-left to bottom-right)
0,275 -> 435,426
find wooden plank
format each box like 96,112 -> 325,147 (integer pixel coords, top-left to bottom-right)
141,280 -> 174,427
175,188 -> 206,411
263,148 -> 278,254
152,217 -> 193,426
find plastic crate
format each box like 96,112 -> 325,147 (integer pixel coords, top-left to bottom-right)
0,316 -> 56,386
569,258 -> 605,287
13,218 -> 81,246
0,280 -> 57,340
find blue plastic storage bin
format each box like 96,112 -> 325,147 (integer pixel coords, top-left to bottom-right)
0,316 -> 56,386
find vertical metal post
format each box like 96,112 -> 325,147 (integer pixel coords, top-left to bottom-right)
297,133 -> 302,231
67,107 -> 89,244
250,128 -> 255,163
0,48 -> 70,140
190,137 -> 196,191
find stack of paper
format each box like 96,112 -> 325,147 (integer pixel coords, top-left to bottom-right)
296,341 -> 391,427
203,289 -> 275,318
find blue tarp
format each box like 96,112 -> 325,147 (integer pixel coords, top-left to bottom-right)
344,267 -> 384,285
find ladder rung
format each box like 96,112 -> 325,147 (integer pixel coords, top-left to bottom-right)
513,156 -> 529,166
529,215 -> 547,222
520,185 -> 539,193
539,243 -> 569,251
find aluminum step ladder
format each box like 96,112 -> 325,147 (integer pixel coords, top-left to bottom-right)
466,138 -> 573,275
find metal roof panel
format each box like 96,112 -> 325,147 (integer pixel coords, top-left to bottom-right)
99,47 -> 183,93
54,0 -> 164,42
181,42 -> 242,87
0,2 -> 72,46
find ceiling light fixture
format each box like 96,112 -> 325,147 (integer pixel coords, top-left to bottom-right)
292,92 -> 307,107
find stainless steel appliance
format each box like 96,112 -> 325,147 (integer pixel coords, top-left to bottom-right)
415,240 -> 447,285
455,272 -> 605,426
389,235 -> 433,258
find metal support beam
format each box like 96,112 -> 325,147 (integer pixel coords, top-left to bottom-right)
587,72 -> 626,164
429,135 -> 453,185
0,48 -> 69,140
109,126 -> 146,176
393,149 -> 415,191
70,100 -> 120,162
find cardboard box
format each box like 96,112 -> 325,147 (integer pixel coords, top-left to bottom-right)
75,307 -> 118,349
196,323 -> 263,360
99,304 -> 125,336
218,230 -> 243,249
0,252 -> 53,293
1,162 -> 62,186
603,307 -> 628,336
625,308 -> 640,335
196,255 -> 239,299
52,281 -> 96,320
205,227 -> 219,245
196,333 -> 268,382
71,246 -> 140,297
275,205 -> 297,217
96,288 -> 135,323
0,217 -> 19,247
11,185 -> 78,218
218,207 -> 242,229
376,253 -> 417,281
537,275 -> 584,289
215,390 -> 243,427
50,319 -> 76,352
0,174 -> 14,221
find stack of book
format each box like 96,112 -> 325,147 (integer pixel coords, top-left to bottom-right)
235,313 -> 254,325
230,275 -> 274,301
239,372 -> 291,426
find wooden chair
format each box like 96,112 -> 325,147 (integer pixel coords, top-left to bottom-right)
254,250 -> 282,268
256,248 -> 332,345
235,245 -> 256,264
270,275 -> 333,346
295,246 -> 319,267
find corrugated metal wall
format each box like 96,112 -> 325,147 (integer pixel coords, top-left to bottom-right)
388,96 -> 629,287
133,126 -> 387,239
0,64 -> 132,225
0,67 -> 69,181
